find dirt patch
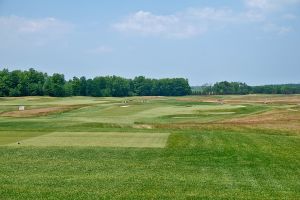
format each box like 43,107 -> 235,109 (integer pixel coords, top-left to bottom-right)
1,105 -> 82,117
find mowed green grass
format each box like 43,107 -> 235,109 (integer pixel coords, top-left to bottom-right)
0,95 -> 300,199
5,132 -> 170,148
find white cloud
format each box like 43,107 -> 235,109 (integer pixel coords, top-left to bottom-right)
113,10 -> 203,38
0,15 -> 72,34
263,23 -> 292,34
0,16 -> 72,46
241,10 -> 265,21
245,0 -> 300,11
88,45 -> 113,54
246,0 -> 272,10
244,1 -> 298,35
113,8 -> 262,39
282,13 -> 297,20
185,7 -> 235,22
113,1 -> 298,39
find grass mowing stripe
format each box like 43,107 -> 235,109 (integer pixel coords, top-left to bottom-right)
5,132 -> 170,148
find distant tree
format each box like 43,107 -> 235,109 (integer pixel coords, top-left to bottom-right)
64,81 -> 73,96
43,77 -> 53,96
211,81 -> 251,95
27,68 -> 45,96
110,76 -> 131,97
0,69 -> 11,96
133,76 -> 153,96
79,76 -> 87,96
91,77 -> 107,97
52,73 -> 66,97
43,73 -> 66,97
3,68 -> 300,97
86,78 -> 94,96
171,78 -> 191,96
9,88 -> 21,97
71,77 -> 81,96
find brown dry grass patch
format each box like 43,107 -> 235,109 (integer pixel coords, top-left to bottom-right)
222,109 -> 300,124
132,124 -> 153,129
152,108 -> 300,133
1,105 -> 83,117
177,95 -> 300,104
154,120 -> 300,135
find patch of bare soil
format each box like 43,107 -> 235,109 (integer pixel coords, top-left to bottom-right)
1,105 -> 82,117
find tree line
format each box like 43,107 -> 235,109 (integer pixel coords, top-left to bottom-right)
192,81 -> 300,95
0,68 -> 191,97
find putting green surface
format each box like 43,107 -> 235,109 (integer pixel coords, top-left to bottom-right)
5,132 -> 170,148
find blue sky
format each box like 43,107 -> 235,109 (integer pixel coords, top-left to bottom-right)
0,0 -> 299,85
